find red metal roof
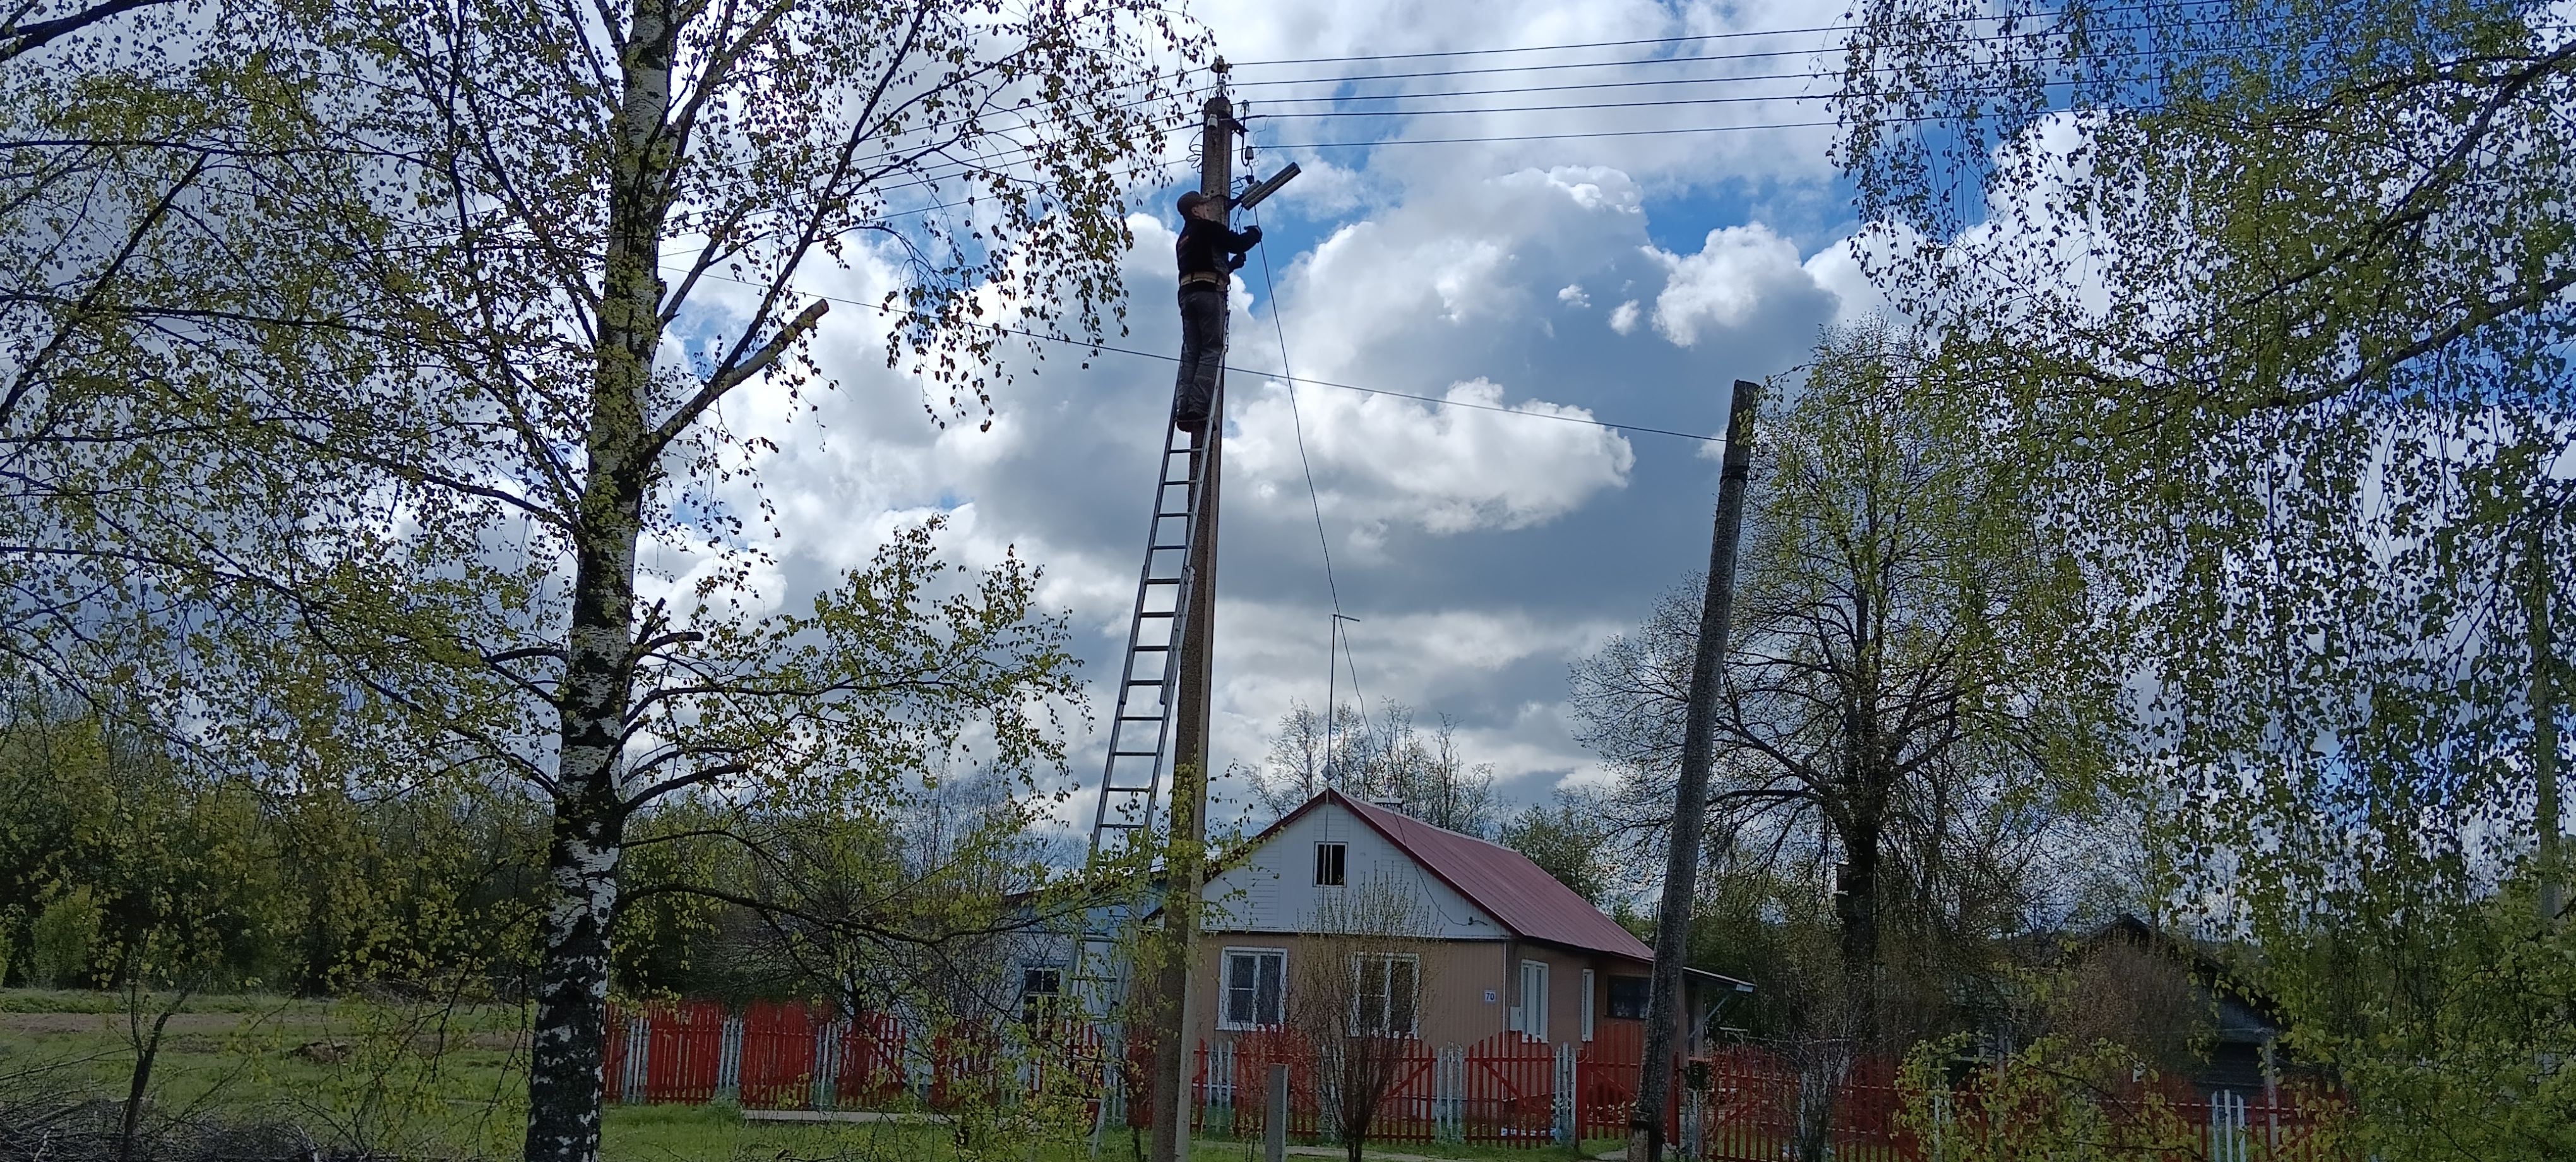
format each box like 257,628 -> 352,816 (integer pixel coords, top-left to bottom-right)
1313,789 -> 1654,964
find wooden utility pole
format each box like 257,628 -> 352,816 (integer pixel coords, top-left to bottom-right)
2535,518 -> 2562,930
1145,73 -> 1234,1162
1630,381 -> 1762,1162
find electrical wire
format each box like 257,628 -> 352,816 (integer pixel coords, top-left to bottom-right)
1229,23 -> 1864,66
1246,205 -> 1346,617
1223,13 -> 2256,87
1243,39 -> 2260,114
1222,0 -> 2238,66
1276,121 -> 1846,146
1250,71 -> 1845,102
399,23 -> 2272,229
660,265 -> 1726,444
1259,92 -> 1827,117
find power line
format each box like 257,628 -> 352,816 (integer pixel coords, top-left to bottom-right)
1249,68 -> 2205,119
1241,48 -> 2229,109
1222,0 -> 2234,66
1231,24 -> 1854,66
1276,121 -> 1846,147
1258,92 -> 1830,118
459,24 -> 2254,220
1246,204 -> 1345,617
1249,71 -> 1847,103
665,265 -> 1724,444
1231,49 -> 1835,87
1226,15 -> 2253,90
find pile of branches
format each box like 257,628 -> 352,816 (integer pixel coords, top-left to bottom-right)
0,1099 -> 393,1162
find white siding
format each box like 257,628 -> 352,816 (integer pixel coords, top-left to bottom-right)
1203,801 -> 1503,940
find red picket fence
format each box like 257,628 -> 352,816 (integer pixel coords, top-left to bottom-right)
2171,1088 -> 2346,1162
1457,1031 -> 1558,1144
1928,1073 -> 2347,1162
838,1011 -> 909,1107
1190,1029 -> 1561,1146
598,999 -> 2350,1161
737,1000 -> 825,1109
1191,1027 -> 1407,1142
602,1000 -> 727,1105
1693,1050 -> 1913,1162
1573,1021 -> 1648,1140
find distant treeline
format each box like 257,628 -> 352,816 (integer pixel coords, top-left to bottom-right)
0,699 -> 1046,1007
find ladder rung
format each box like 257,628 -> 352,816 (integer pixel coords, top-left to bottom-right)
1138,611 -> 1175,619
1144,577 -> 1180,585
1124,678 -> 1166,686
1131,645 -> 1169,653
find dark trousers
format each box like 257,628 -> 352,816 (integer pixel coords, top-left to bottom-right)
1173,284 -> 1225,429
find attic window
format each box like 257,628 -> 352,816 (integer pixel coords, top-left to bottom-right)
1315,842 -> 1347,886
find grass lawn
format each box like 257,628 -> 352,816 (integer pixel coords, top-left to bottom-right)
0,990 -> 1625,1162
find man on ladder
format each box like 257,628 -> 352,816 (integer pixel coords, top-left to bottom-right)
1171,188 -> 1258,436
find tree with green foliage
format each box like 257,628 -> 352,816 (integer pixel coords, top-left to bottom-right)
1837,2 -> 2576,1154
1573,323 -> 2115,1033
1496,791 -> 1612,906
8,0 -> 1194,1156
0,697 -> 552,993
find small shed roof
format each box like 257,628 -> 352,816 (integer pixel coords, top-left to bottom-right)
1261,789 -> 1655,964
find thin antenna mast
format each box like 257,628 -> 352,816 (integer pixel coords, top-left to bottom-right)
1325,613 -> 1359,788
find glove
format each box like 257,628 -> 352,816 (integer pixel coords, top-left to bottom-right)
1241,225 -> 1263,246
1225,254 -> 1248,272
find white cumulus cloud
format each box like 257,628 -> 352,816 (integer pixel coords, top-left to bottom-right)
1227,378 -> 1635,539
1649,224 -> 1835,346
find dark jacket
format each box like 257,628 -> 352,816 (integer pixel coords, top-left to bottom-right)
1176,217 -> 1260,281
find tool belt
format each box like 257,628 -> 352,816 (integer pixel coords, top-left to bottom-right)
1179,272 -> 1225,289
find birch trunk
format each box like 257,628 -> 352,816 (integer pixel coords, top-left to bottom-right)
523,3 -> 674,1159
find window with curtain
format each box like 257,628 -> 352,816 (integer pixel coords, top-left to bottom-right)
1222,948 -> 1286,1029
1351,953 -> 1419,1036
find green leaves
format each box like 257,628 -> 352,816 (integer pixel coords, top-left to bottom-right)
624,518 -> 1081,816
1839,3 -> 2576,1153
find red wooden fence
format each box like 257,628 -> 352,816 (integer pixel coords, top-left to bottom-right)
599,1001 -> 2348,1160
1457,1031 -> 1557,1144
737,1000 -> 823,1109
602,1000 -> 726,1105
838,1010 -> 909,1107
1573,1020 -> 1646,1140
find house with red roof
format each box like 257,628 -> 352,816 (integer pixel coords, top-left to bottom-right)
1189,788 -> 1749,1054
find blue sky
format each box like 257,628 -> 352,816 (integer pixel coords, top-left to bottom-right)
667,0 -> 1887,833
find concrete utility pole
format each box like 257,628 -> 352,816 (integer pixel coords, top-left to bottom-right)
1630,381 -> 1762,1162
2534,518 -> 2562,930
1145,72 -> 1234,1162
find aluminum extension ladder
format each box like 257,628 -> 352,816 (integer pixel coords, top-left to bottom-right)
1075,374 -> 1223,1155
1087,381 -> 1222,856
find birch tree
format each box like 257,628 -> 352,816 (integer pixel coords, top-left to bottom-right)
9,0 -> 1199,1158
1835,2 -> 2576,1150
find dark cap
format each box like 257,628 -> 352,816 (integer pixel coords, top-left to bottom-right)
1177,189 -> 1209,214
